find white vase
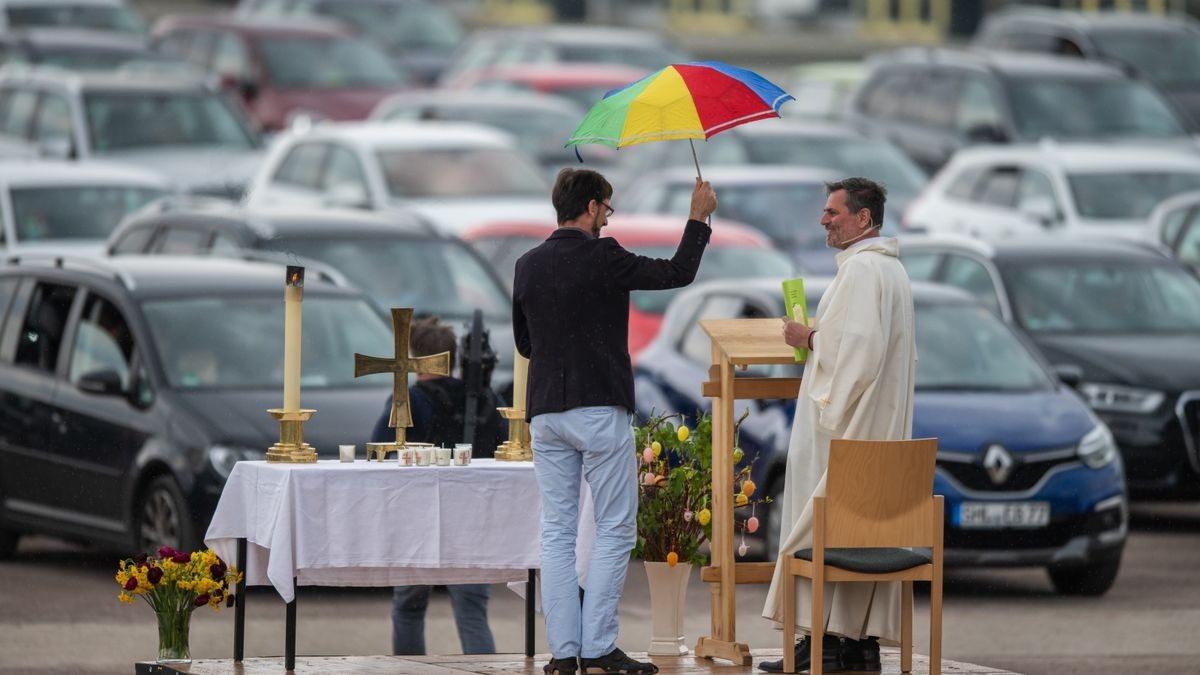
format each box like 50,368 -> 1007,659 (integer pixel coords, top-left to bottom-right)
644,560 -> 692,656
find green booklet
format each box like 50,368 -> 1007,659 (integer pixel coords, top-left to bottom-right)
782,277 -> 809,363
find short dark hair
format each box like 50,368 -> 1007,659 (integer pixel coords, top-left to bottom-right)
410,316 -> 456,372
551,168 -> 612,225
826,177 -> 887,229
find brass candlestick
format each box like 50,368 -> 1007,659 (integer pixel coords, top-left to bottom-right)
494,407 -> 532,461
266,409 -> 318,463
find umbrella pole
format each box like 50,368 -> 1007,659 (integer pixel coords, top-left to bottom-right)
689,138 -> 703,181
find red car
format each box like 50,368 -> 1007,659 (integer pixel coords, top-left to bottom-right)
152,15 -> 412,131
444,62 -> 650,111
463,215 -> 799,358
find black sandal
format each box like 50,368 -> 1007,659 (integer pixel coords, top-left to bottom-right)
544,656 -> 579,674
580,648 -> 659,674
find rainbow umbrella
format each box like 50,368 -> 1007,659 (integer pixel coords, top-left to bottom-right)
566,61 -> 794,177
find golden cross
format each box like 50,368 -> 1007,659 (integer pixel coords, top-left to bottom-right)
354,308 -> 450,445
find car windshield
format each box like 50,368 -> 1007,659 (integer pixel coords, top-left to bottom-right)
85,90 -> 257,152
915,302 -> 1053,391
35,47 -> 181,72
313,0 -> 462,52
736,135 -> 926,203
1002,258 -> 1200,333
6,5 -> 145,34
1092,29 -> 1200,88
653,182 -> 829,249
257,35 -> 407,88
267,235 -> 511,322
629,244 -> 797,314
11,184 -> 165,241
558,44 -> 681,71
144,295 -> 392,390
1006,75 -> 1186,140
1068,170 -> 1200,219
377,147 -> 546,198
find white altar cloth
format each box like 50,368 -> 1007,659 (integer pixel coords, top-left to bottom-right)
205,459 -> 591,603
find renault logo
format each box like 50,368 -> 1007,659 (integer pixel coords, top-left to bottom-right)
983,444 -> 1014,485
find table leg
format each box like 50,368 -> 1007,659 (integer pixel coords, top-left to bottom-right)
286,578 -> 297,671
525,569 -> 535,657
235,537 -> 246,662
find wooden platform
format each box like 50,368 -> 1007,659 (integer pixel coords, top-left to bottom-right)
136,649 -> 1021,674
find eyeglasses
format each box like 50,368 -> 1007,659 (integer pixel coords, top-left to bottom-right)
599,200 -> 615,217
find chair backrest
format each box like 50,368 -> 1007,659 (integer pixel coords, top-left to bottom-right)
824,438 -> 939,549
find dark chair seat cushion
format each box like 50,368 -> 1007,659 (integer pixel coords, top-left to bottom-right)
794,547 -> 932,573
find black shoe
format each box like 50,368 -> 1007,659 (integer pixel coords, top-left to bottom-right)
758,635 -> 844,673
543,656 -> 579,674
840,636 -> 881,672
579,647 -> 659,674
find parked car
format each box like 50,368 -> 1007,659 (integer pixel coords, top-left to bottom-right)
902,142 -> 1200,240
244,120 -> 554,234
848,47 -> 1193,173
106,199 -> 516,389
0,159 -> 169,257
0,0 -> 145,34
461,215 -> 797,357
635,276 -> 1128,594
0,28 -> 190,72
152,14 -> 413,132
446,62 -> 650,112
619,165 -> 846,274
973,7 -> 1200,127
0,254 -> 395,556
781,60 -> 866,121
900,236 -> 1200,499
0,66 -> 264,199
437,25 -> 686,88
235,0 -> 464,85
1147,190 -> 1200,276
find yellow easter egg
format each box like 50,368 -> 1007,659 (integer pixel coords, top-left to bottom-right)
677,426 -> 689,442
666,551 -> 679,567
741,479 -> 756,497
697,508 -> 711,526
651,440 -> 662,457
735,493 -> 749,507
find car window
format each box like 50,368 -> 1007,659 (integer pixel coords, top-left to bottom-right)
973,167 -> 1020,207
212,33 -> 251,80
944,165 -> 983,201
5,5 -> 146,34
155,227 -> 210,254
916,302 -> 1052,390
273,142 -> 329,189
906,71 -> 957,129
901,251 -> 941,280
1069,171 -> 1200,220
85,91 -> 257,152
33,93 -> 72,146
858,68 -> 912,119
956,76 -> 1003,134
377,147 -> 545,198
69,293 -> 134,391
1016,169 -> 1060,223
110,225 -> 156,254
257,35 -> 405,88
1,89 -> 39,139
942,255 -> 1001,315
1091,28 -> 1200,89
309,0 -> 464,54
15,281 -> 76,373
11,185 -> 167,242
321,145 -> 368,196
1176,211 -> 1200,268
211,231 -> 241,254
1006,75 -> 1186,140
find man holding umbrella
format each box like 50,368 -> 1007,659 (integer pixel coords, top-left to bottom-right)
513,168 -> 717,675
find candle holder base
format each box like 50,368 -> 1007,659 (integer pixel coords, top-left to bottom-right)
366,442 -> 398,462
266,409 -> 318,463
495,407 -> 532,462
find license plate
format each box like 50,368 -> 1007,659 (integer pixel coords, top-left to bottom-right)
955,501 -> 1050,529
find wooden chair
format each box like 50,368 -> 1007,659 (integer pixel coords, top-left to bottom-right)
782,437 -> 942,675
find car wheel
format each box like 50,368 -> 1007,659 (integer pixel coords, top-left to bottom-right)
0,527 -> 18,559
134,475 -> 195,555
1047,551 -> 1123,596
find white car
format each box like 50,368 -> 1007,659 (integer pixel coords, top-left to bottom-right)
0,66 -> 264,199
1147,190 -> 1200,276
0,159 -> 170,257
903,143 -> 1200,240
244,120 -> 554,234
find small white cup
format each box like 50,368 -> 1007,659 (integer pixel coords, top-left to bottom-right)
338,444 -> 355,463
454,444 -> 472,466
397,446 -> 414,466
415,447 -> 432,466
435,447 -> 452,466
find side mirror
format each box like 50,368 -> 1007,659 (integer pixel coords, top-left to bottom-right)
964,123 -> 1008,144
1021,197 -> 1060,228
220,72 -> 259,101
77,369 -> 125,397
1053,363 -> 1083,388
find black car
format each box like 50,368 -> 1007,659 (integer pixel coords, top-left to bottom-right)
974,7 -> 1200,128
848,47 -> 1192,173
0,254 -> 394,557
900,236 -> 1200,498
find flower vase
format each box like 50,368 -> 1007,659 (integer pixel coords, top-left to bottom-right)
644,560 -> 692,656
155,608 -> 193,664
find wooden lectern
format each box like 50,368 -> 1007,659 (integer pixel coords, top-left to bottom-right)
694,318 -> 802,666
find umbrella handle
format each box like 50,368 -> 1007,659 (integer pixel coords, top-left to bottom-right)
689,138 -> 710,226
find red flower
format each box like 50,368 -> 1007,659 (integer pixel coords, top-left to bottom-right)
210,563 -> 226,579
194,595 -> 210,607
172,551 -> 191,564
133,552 -> 148,565
157,546 -> 175,559
123,577 -> 138,591
147,566 -> 163,585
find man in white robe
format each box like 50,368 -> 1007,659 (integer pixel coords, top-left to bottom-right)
759,177 -> 916,674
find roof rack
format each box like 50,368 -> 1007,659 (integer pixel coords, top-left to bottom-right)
4,252 -> 135,289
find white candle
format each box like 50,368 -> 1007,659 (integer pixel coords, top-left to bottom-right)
283,266 -> 303,411
339,444 -> 355,462
512,348 -> 529,411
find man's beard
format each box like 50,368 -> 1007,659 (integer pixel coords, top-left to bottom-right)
590,214 -> 602,238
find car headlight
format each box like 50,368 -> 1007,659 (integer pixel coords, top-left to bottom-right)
1077,423 -> 1118,469
209,445 -> 257,479
1077,382 -> 1164,414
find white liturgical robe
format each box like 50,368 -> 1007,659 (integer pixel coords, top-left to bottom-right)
762,237 -> 917,643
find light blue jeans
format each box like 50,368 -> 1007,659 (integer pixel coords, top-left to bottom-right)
531,406 -> 637,660
392,584 -> 495,655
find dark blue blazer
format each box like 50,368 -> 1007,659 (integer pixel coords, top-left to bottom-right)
512,220 -> 711,420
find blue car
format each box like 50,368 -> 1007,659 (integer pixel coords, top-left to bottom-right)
634,277 -> 1128,595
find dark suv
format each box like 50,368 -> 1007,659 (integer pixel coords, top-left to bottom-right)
848,47 -> 1192,173
0,255 -> 393,556
974,8 -> 1200,127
